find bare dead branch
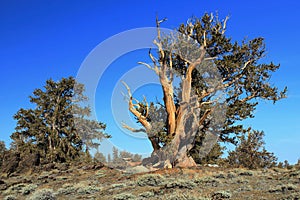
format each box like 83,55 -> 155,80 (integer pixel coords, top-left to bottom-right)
199,109 -> 212,125
122,81 -> 132,96
138,61 -> 159,75
149,49 -> 157,63
122,81 -> 152,131
122,122 -> 146,133
204,56 -> 218,61
143,95 -> 149,118
203,31 -> 207,48
239,91 -> 258,103
221,16 -> 229,34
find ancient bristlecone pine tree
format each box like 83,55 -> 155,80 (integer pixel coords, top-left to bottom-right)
122,14 -> 287,168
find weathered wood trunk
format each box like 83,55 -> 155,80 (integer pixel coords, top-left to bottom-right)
143,95 -> 200,168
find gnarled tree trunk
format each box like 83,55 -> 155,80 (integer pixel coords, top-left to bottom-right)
123,16 -> 218,168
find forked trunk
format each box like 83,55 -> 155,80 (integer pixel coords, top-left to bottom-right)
143,95 -> 200,168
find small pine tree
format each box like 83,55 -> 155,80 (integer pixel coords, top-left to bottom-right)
277,162 -> 284,168
107,154 -> 111,163
94,151 -> 106,163
227,129 -> 277,169
11,77 -> 110,164
112,147 -> 124,168
0,140 -> 6,167
295,159 -> 300,170
283,160 -> 293,169
132,154 -> 142,162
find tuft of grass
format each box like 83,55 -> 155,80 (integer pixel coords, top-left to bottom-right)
194,176 -> 220,187
95,170 -> 106,178
136,174 -> 165,187
4,195 -> 17,200
269,183 -> 298,193
22,184 -> 38,195
55,176 -> 68,181
28,188 -> 56,200
211,190 -> 232,199
227,172 -> 236,179
113,192 -> 136,200
165,179 -> 196,189
111,183 -> 127,189
56,183 -> 77,195
235,177 -> 249,184
160,191 -> 208,200
77,185 -> 101,194
4,183 -> 26,195
239,171 -> 254,176
214,173 -> 226,179
139,191 -> 155,198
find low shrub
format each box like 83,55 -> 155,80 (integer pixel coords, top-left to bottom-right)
211,190 -> 232,199
4,195 -> 17,200
136,174 -> 165,187
22,184 -> 37,195
28,188 -> 56,200
113,192 -> 136,200
165,179 -> 196,189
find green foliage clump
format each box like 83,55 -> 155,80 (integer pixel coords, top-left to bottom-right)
211,190 -> 232,199
107,146 -> 142,168
190,140 -> 224,165
77,185 -> 101,195
0,140 -> 6,167
4,195 -> 17,200
28,188 -> 56,200
94,151 -> 107,163
165,179 -> 196,189
194,176 -> 220,187
57,185 -> 76,195
227,129 -> 277,169
136,174 -> 165,186
269,184 -> 298,193
22,184 -> 37,195
10,77 -> 109,164
139,191 -> 155,198
161,192 -> 207,200
113,193 -> 136,200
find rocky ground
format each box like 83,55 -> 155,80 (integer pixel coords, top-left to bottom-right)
0,163 -> 299,200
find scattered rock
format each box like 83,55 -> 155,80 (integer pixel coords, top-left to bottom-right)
124,165 -> 150,174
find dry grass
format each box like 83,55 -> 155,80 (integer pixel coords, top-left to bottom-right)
0,165 -> 299,200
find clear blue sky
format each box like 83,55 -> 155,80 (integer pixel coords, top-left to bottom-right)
1,0 -> 299,163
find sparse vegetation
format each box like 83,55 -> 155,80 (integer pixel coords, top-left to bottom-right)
211,190 -> 232,199
28,188 -> 56,200
113,193 -> 136,200
22,184 -> 37,195
0,164 -> 300,199
228,129 -> 277,169
4,195 -> 17,200
136,174 -> 165,186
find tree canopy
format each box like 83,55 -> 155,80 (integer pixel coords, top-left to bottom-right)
228,129 -> 277,169
123,14 -> 286,168
11,77 -> 110,163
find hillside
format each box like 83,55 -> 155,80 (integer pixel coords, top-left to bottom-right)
1,163 -> 299,200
